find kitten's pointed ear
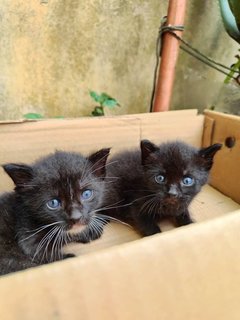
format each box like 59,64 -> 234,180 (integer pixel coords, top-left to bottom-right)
141,140 -> 159,165
2,163 -> 34,186
198,143 -> 222,170
88,148 -> 111,177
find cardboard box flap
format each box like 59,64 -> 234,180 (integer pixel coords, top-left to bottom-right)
1,209 -> 240,320
204,110 -> 240,203
0,109 -> 204,192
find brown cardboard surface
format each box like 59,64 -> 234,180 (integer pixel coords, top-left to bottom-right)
202,115 -> 214,147
140,109 -> 204,146
0,109 -> 239,320
64,184 -> 240,256
204,110 -> 240,203
0,109 -> 204,191
1,208 -> 240,320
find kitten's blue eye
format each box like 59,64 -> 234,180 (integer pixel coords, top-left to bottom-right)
155,175 -> 165,184
182,176 -> 194,186
81,189 -> 93,201
46,199 -> 61,210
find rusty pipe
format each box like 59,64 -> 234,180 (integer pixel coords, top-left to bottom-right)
153,0 -> 187,112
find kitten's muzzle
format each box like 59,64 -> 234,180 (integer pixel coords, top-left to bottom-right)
69,216 -> 90,226
70,207 -> 90,225
67,219 -> 88,235
167,185 -> 179,198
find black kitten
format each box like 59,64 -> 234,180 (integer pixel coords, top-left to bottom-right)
0,148 -> 110,275
103,140 -> 222,236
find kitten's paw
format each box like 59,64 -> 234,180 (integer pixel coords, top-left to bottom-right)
63,253 -> 75,259
75,230 -> 103,243
140,225 -> 161,237
89,229 -> 103,241
75,237 -> 90,244
175,213 -> 194,226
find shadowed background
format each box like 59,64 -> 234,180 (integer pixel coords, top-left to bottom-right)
0,0 -> 238,120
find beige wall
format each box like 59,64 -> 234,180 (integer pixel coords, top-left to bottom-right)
0,0 -> 166,119
0,1 -> 238,120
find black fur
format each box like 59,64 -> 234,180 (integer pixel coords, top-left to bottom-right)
0,148 -> 110,275
103,140 -> 222,236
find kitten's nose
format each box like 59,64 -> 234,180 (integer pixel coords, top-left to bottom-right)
71,207 -> 82,220
168,185 -> 178,197
70,217 -> 90,225
70,208 -> 90,225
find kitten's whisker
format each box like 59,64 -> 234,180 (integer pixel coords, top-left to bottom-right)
59,227 -> 66,260
90,160 -> 118,176
91,158 -> 117,174
77,226 -> 89,242
84,159 -> 117,183
79,158 -> 91,184
36,226 -> 60,262
104,176 -> 120,180
62,232 -> 68,247
82,179 -> 118,188
56,230 -> 62,261
89,222 -> 100,239
94,214 -> 132,228
51,226 -> 63,262
131,193 -> 156,203
15,184 -> 38,187
139,196 -> 156,214
93,200 -> 132,213
79,178 -> 116,190
24,221 -> 64,234
32,226 -> 59,262
37,227 -> 59,262
50,226 -> 62,262
147,198 -> 159,218
42,226 -> 61,263
80,154 -> 113,183
58,227 -> 65,260
20,221 -> 64,242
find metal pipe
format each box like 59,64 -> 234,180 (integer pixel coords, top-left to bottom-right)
153,0 -> 187,112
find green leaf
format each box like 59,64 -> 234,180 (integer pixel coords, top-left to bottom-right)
103,98 -> 119,109
23,113 -> 44,119
100,92 -> 113,100
89,91 -> 102,103
91,106 -> 104,116
97,93 -> 113,105
224,56 -> 240,83
219,0 -> 240,43
229,0 -> 240,31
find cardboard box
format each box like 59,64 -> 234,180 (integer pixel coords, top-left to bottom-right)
0,109 -> 240,320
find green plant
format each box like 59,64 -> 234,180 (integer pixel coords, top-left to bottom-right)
23,113 -> 44,119
89,91 -> 120,116
23,113 -> 64,119
224,52 -> 240,84
219,0 -> 240,83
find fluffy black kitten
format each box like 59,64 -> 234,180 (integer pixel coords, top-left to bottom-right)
0,148 -> 110,275
103,140 -> 222,236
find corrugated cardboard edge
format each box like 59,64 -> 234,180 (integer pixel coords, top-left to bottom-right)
1,209 -> 240,320
0,109 -> 204,191
0,109 -> 199,125
202,115 -> 215,147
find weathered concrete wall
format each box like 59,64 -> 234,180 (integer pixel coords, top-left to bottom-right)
0,0 -> 166,119
0,1 -> 238,120
171,1 -> 239,113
